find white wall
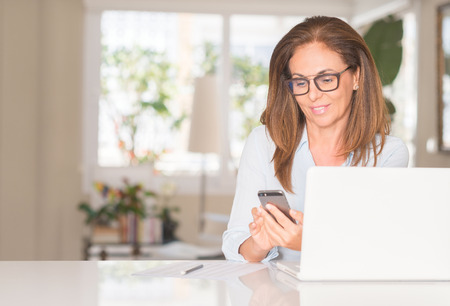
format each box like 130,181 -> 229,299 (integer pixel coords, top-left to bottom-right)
0,0 -> 83,260
0,0 -> 40,260
1,0 -> 450,260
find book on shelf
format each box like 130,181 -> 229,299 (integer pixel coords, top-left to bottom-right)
91,226 -> 120,244
116,214 -> 163,244
141,217 -> 163,244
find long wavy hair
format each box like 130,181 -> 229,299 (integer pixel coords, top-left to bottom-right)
260,16 -> 390,193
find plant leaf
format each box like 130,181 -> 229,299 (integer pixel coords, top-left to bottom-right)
364,16 -> 403,86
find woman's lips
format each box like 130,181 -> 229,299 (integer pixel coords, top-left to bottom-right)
310,104 -> 329,115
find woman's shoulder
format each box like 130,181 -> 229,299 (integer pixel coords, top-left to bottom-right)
239,125 -> 276,168
377,134 -> 409,167
249,125 -> 268,138
247,125 -> 272,145
383,135 -> 408,149
244,125 -> 275,154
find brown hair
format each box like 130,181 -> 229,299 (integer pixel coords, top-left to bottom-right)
260,16 -> 390,193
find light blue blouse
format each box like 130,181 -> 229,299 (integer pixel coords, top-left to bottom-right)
222,125 -> 409,262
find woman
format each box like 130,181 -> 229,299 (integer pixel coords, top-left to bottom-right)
222,16 -> 409,262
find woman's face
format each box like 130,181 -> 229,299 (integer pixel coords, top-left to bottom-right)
288,42 -> 359,131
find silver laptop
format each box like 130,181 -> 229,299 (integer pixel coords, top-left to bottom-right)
277,167 -> 450,281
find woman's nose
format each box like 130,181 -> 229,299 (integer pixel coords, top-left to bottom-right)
308,81 -> 323,101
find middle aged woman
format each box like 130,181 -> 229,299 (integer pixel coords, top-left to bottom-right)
222,16 -> 409,263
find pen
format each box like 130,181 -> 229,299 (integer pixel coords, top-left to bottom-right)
180,264 -> 204,275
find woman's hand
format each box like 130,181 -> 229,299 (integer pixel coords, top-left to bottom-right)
252,204 -> 304,251
247,206 -> 275,252
238,207 -> 275,262
239,204 -> 304,262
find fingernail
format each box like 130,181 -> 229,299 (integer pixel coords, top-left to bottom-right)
266,204 -> 273,210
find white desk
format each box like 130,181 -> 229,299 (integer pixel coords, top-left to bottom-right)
0,261 -> 449,306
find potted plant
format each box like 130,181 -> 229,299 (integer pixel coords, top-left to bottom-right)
78,178 -> 157,243
150,181 -> 180,243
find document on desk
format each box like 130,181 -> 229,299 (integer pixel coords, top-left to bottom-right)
132,261 -> 268,281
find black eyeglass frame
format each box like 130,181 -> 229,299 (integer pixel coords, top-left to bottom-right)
285,66 -> 352,96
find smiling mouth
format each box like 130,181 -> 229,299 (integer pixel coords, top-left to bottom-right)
311,105 -> 329,114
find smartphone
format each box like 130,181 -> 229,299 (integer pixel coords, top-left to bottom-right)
257,190 -> 295,223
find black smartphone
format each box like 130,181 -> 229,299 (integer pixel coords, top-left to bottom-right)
257,190 -> 295,223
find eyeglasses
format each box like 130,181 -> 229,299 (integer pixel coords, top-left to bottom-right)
285,66 -> 352,96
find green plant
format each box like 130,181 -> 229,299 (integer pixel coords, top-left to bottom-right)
150,181 -> 180,242
231,55 -> 269,139
78,179 -> 157,226
200,41 -> 219,76
101,45 -> 186,165
363,15 -> 403,116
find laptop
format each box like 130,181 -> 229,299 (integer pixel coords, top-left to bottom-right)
276,167 -> 450,281
275,269 -> 450,306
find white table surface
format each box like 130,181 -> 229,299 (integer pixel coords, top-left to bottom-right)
1,260 -> 449,306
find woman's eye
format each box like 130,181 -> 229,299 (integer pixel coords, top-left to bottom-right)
318,76 -> 336,84
294,79 -> 307,87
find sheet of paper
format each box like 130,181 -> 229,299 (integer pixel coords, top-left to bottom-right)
132,261 -> 268,281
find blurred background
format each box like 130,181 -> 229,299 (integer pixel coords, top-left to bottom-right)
1,0 -> 450,260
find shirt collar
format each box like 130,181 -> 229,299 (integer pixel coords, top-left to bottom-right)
297,125 -> 354,165
297,125 -> 309,152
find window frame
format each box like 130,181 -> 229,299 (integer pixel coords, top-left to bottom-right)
82,1 -> 417,195
82,9 -> 236,195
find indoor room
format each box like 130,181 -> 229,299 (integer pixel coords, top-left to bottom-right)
1,0 -> 449,264
3,0 -> 450,305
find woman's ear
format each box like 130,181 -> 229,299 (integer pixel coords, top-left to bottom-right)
353,66 -> 360,90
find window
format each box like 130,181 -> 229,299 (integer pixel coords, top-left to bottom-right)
88,11 -> 308,193
83,7 -> 417,194
229,15 -> 303,167
382,12 -> 417,165
99,11 -> 223,175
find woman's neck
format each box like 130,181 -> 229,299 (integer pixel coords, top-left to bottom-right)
306,124 -> 347,166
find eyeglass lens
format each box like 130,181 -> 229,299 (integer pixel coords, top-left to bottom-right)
289,74 -> 338,95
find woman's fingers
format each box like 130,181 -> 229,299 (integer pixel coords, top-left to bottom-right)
249,222 -> 259,235
261,204 -> 303,251
251,206 -> 259,218
290,209 -> 304,225
264,203 -> 294,227
250,204 -> 304,251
